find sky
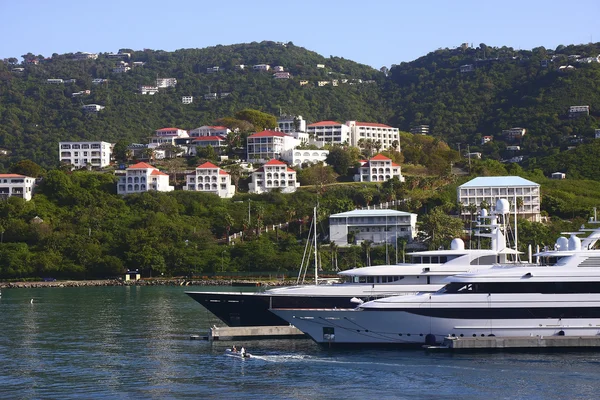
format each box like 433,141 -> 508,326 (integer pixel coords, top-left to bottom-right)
1,0 -> 599,69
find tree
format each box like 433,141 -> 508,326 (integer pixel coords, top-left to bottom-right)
112,140 -> 130,163
297,163 -> 338,187
234,109 -> 277,132
418,208 -> 464,250
225,163 -> 243,188
10,160 -> 45,177
325,146 -> 358,176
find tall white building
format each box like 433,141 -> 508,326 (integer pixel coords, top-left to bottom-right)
246,131 -> 300,163
354,154 -> 404,182
156,78 -> 177,88
329,209 -> 417,247
59,141 -> 113,168
281,149 -> 329,167
0,174 -> 36,201
347,121 -> 400,150
306,121 -> 351,145
148,128 -> 189,149
117,162 -> 174,195
82,104 -> 105,113
189,125 -> 230,138
277,115 -> 306,133
248,159 -> 299,194
457,176 -> 541,222
184,162 -> 235,198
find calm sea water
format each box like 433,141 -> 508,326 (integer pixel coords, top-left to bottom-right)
2,286 -> 600,399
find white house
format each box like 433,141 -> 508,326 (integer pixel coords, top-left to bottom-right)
92,78 -> 108,85
281,149 -> 329,167
502,127 -> 526,140
551,172 -> 566,180
59,141 -> 113,168
354,154 -> 404,182
253,64 -> 271,71
273,66 -> 284,72
246,131 -> 300,163
182,96 -> 193,104
184,162 -> 235,198
156,78 -> 177,88
329,209 -> 417,247
189,125 -> 230,138
457,176 -> 541,222
248,159 -> 299,194
47,79 -> 64,84
140,86 -> 159,95
347,121 -> 400,150
113,65 -> 130,73
148,128 -> 189,149
569,105 -> 589,118
481,135 -> 493,144
0,174 -> 36,201
82,104 -> 105,113
273,71 -> 291,79
277,115 -> 306,133
117,162 -> 174,195
191,136 -> 227,155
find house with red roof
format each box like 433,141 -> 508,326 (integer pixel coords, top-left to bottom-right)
148,128 -> 189,156
0,174 -> 36,201
306,121 -> 351,145
189,125 -> 231,138
354,154 -> 404,183
306,120 -> 400,150
246,130 -> 301,163
249,159 -> 299,194
190,136 -> 226,155
184,162 -> 235,198
117,162 -> 174,195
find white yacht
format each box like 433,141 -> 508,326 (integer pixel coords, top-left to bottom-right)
187,202 -> 523,326
270,217 -> 600,345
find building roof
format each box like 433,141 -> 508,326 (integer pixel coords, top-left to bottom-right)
330,209 -> 416,218
0,174 -> 28,178
128,162 -> 155,169
156,127 -> 184,132
219,170 -> 229,175
308,120 -> 342,127
264,159 -> 287,166
209,126 -> 227,130
370,154 -> 391,161
355,122 -> 394,128
151,170 -> 169,176
197,162 -> 219,169
460,176 -> 539,188
249,130 -> 288,138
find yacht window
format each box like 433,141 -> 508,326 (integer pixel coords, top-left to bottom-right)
439,256 -> 448,263
431,256 -> 439,263
367,277 -> 375,284
359,276 -> 366,283
470,255 -> 497,265
422,256 -> 430,263
441,281 -> 600,294
382,276 -> 387,283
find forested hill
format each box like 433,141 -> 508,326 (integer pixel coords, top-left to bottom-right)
0,41 -> 389,167
1,40 -> 600,173
385,43 -> 600,161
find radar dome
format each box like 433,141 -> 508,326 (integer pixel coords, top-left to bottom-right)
555,237 -> 569,251
496,199 -> 510,214
568,234 -> 581,251
450,238 -> 465,250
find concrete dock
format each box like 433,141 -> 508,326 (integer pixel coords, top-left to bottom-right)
427,335 -> 600,350
202,325 -> 306,341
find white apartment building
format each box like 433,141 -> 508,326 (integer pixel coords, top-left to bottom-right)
569,106 -> 590,118
273,66 -> 284,72
277,115 -> 306,133
0,174 -> 36,201
182,96 -> 193,104
457,176 -> 541,222
82,104 -> 105,113
47,79 -> 64,84
156,78 -> 177,88
117,162 -> 174,195
74,52 -> 98,60
113,66 -> 130,73
306,121 -> 351,145
502,127 -> 526,140
410,125 -> 430,135
140,86 -> 159,95
190,136 -> 226,156
189,125 -> 230,138
329,209 -> 417,247
273,72 -> 291,79
184,162 -> 235,198
348,121 -> 400,150
281,149 -> 329,167
246,131 -> 300,163
248,159 -> 299,194
92,78 -> 108,85
354,154 -> 405,182
59,141 -> 113,168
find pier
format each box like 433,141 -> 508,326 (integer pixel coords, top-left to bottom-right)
427,335 -> 600,350
192,325 -> 306,341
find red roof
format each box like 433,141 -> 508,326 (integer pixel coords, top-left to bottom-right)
129,162 -> 155,169
219,170 -> 229,175
209,126 -> 227,130
249,130 -> 287,138
151,170 -> 169,176
197,162 -> 219,169
156,127 -> 183,132
287,168 -> 295,172
0,174 -> 27,178
307,120 -> 342,127
356,122 -> 393,128
370,154 -> 391,161
193,136 -> 224,141
264,159 -> 287,166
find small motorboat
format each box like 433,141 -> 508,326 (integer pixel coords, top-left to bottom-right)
225,348 -> 251,359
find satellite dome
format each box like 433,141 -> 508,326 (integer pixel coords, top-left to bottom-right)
450,238 -> 465,250
496,199 -> 510,214
568,234 -> 581,251
556,237 -> 569,251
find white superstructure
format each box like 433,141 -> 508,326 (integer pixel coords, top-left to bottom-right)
59,141 -> 113,168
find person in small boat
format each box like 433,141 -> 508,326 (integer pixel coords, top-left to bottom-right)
240,347 -> 246,357
231,345 -> 237,353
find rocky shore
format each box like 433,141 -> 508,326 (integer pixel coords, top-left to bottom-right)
0,278 -> 296,289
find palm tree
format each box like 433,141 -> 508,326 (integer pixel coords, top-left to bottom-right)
374,140 -> 382,154
141,148 -> 155,162
225,163 -> 243,188
329,241 -> 339,271
361,240 -> 373,266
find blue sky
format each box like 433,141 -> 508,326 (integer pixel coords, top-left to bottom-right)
1,0 -> 598,68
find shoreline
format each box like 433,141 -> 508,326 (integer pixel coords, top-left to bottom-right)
0,278 -> 296,289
